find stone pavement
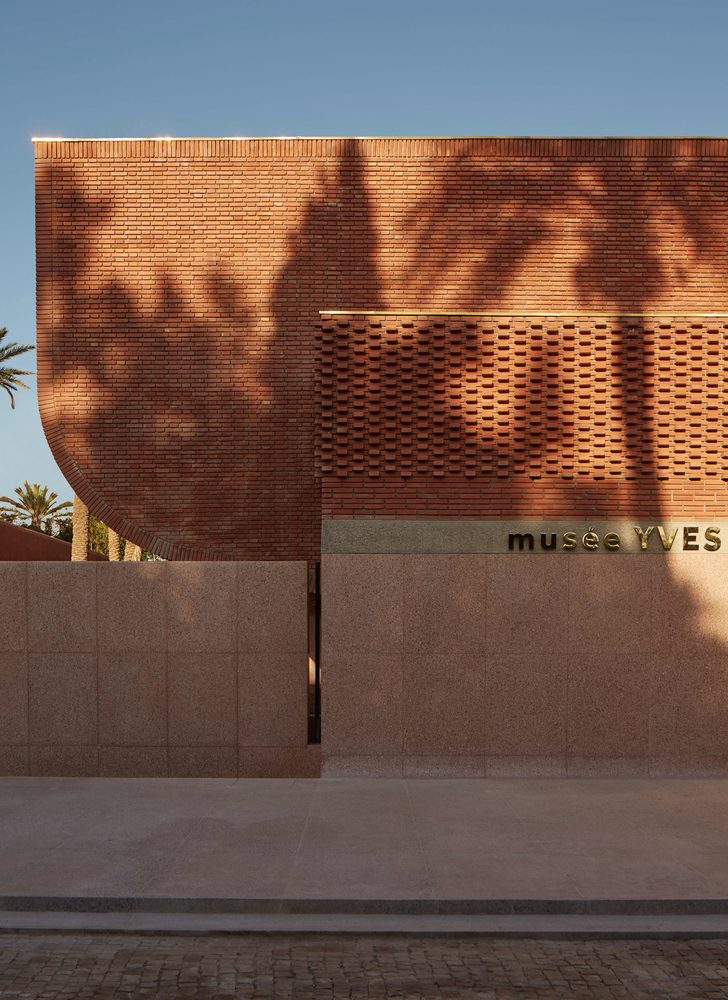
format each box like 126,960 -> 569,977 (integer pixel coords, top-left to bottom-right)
1,933 -> 727,998
2,777 -> 728,903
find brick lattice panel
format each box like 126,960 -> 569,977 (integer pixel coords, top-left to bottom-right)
320,315 -> 728,519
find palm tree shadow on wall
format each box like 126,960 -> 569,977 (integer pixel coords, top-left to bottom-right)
320,140 -> 728,771
43,144 -> 384,560
266,139 -> 386,543
41,166 -> 272,558
41,142 -> 728,768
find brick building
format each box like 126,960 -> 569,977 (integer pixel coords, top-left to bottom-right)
20,136 -> 728,778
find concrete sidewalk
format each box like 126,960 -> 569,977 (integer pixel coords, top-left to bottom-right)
1,777 -> 728,933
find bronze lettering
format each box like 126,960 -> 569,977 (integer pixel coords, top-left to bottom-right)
657,526 -> 678,551
508,532 -> 534,551
704,526 -> 721,552
634,525 -> 654,550
562,531 -> 577,551
683,526 -> 699,551
507,523 -> 724,554
582,529 -> 599,550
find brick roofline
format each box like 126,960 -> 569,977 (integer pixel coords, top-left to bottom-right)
32,137 -> 728,159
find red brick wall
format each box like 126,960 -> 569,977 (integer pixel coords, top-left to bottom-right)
0,521 -> 107,561
35,138 -> 728,557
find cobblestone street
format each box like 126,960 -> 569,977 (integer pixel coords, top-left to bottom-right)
0,934 -> 727,999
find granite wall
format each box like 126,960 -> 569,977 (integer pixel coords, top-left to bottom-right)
0,562 -> 318,777
321,553 -> 728,777
6,555 -> 727,779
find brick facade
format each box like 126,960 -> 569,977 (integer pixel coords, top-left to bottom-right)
35,138 -> 728,558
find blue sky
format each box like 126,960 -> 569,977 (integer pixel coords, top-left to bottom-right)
2,0 -> 728,501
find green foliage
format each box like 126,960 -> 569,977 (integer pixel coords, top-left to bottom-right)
56,515 -> 122,555
54,514 -> 158,560
0,481 -> 72,531
54,517 -> 73,542
2,481 -> 161,560
0,328 -> 34,409
89,515 -> 110,554
57,514 -> 112,554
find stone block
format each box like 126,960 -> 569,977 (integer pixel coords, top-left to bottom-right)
485,557 -> 568,656
485,755 -> 568,777
30,746 -> 99,776
28,653 -> 97,745
168,746 -> 237,777
167,563 -> 236,652
0,746 -> 28,776
0,652 -> 28,745
401,555 -> 487,656
99,747 -> 168,777
321,754 -> 405,777
168,653 -> 237,746
568,654 -> 649,757
97,562 -> 166,652
98,652 -> 166,746
666,551 -> 728,655
402,654 -> 485,754
649,755 -> 727,777
485,654 -> 567,755
569,557 -> 674,656
402,755 -> 485,778
238,652 -> 308,747
28,563 -> 96,653
650,657 -> 728,761
322,652 -> 402,755
238,561 -> 307,652
321,554 -> 403,655
0,563 -> 26,652
238,746 -> 321,778
567,756 -> 649,777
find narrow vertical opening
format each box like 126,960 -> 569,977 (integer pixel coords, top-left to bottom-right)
307,560 -> 321,743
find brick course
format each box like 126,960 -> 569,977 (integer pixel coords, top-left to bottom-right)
35,138 -> 728,558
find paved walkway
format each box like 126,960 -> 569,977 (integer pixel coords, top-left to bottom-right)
1,933 -> 727,998
1,777 -> 728,904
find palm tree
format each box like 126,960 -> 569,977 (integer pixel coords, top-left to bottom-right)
60,507 -> 126,560
124,540 -> 142,561
71,494 -> 89,560
0,328 -> 34,409
108,528 -> 121,561
0,481 -> 72,531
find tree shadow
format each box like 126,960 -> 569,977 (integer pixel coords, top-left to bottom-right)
320,139 -> 728,770
37,138 -> 728,768
39,165 -> 271,557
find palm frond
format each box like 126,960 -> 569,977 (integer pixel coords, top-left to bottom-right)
1,371 -> 32,385
0,329 -> 35,408
0,346 -> 35,364
0,481 -> 73,528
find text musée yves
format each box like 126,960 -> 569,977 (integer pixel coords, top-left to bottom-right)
508,526 -> 721,552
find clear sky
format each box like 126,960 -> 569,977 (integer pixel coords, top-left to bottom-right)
2,0 -> 728,502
